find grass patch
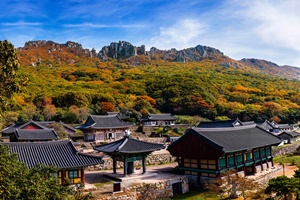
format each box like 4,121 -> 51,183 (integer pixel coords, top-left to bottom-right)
273,154 -> 300,165
172,187 -> 220,200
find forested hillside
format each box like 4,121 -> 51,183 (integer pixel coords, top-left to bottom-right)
2,40 -> 300,127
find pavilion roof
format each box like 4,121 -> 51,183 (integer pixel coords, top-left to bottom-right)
94,136 -> 164,154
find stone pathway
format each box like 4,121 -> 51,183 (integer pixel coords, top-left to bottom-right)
84,163 -> 178,192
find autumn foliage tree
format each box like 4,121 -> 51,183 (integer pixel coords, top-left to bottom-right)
0,40 -> 28,110
205,170 -> 262,199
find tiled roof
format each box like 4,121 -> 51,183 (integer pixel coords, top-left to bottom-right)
258,120 -> 294,131
15,129 -> 59,140
2,123 -> 23,134
277,124 -> 293,129
144,114 -> 177,121
77,115 -> 133,129
107,112 -> 130,120
197,118 -> 255,128
94,136 -> 164,154
258,120 -> 274,130
278,131 -> 300,138
2,140 -> 103,169
2,120 -> 54,134
183,125 -> 282,153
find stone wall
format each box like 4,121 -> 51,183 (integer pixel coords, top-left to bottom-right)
272,143 -> 300,156
88,152 -> 177,171
126,176 -> 189,198
96,177 -> 189,200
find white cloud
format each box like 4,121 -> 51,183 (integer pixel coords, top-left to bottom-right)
146,19 -> 207,50
243,0 -> 300,52
2,21 -> 42,26
64,23 -> 146,29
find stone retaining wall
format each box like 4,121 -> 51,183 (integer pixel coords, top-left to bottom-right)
97,176 -> 189,200
88,153 -> 177,171
272,143 -> 300,157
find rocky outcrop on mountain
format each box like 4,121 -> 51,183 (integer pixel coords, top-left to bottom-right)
98,41 -> 225,62
98,41 -> 146,61
239,58 -> 300,80
147,45 -> 225,62
18,40 -> 99,67
20,40 -> 97,58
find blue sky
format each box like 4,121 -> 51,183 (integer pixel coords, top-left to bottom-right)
1,0 -> 300,67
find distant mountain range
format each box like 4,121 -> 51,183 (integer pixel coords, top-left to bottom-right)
17,40 -> 300,80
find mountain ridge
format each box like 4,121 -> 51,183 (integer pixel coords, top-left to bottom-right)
17,40 -> 300,80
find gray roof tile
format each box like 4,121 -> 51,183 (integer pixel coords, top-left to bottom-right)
189,125 -> 282,153
142,113 -> 177,121
16,129 -> 59,140
77,115 -> 133,129
197,118 -> 255,128
94,137 -> 164,153
2,140 -> 103,169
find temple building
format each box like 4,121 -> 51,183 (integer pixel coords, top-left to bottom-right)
2,140 -> 103,184
167,124 -> 282,185
257,120 -> 295,133
2,120 -> 75,142
77,114 -> 133,142
94,131 -> 164,176
197,118 -> 255,128
277,131 -> 300,144
141,113 -> 177,126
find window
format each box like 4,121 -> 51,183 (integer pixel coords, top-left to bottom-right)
184,171 -> 197,175
254,150 -> 260,160
245,152 -> 251,161
236,154 -> 243,165
228,155 -> 234,167
183,158 -> 198,168
260,148 -> 266,158
200,160 -> 216,169
69,170 -> 78,178
219,157 -> 226,169
266,147 -> 271,156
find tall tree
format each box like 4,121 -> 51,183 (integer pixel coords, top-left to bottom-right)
0,40 -> 21,105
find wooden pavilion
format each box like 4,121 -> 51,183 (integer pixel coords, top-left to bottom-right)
94,133 -> 164,176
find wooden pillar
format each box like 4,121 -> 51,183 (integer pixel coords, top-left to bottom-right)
253,163 -> 257,173
81,169 -> 85,184
124,161 -> 128,177
142,156 -> 146,174
271,158 -> 274,167
113,157 -> 117,174
61,170 -> 65,184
